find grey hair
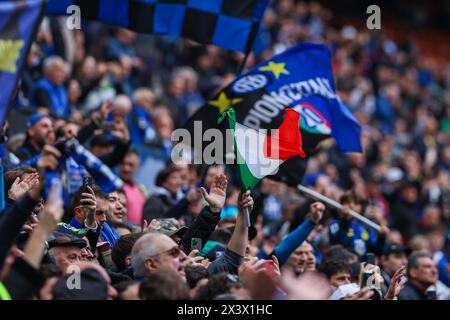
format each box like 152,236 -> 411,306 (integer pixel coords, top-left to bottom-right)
132,88 -> 154,104
131,233 -> 165,277
407,251 -> 432,277
43,56 -> 67,71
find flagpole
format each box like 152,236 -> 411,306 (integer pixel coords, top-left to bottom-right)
243,207 -> 251,228
296,184 -> 381,232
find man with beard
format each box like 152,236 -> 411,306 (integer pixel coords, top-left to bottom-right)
285,241 -> 317,275
15,114 -> 55,161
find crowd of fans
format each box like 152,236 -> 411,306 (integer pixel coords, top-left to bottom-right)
0,0 -> 449,300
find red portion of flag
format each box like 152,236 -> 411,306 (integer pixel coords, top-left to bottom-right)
264,108 -> 306,160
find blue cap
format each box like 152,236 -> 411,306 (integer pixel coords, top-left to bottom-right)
27,114 -> 49,129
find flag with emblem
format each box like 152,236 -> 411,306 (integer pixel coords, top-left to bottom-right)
184,42 -> 362,186
0,0 -> 44,126
219,107 -> 305,190
45,0 -> 269,53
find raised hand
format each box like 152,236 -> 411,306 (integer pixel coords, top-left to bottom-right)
342,287 -> 374,300
39,182 -> 64,233
306,202 -> 325,224
238,190 -> 254,213
184,250 -> 210,268
37,145 -> 61,172
81,186 -> 97,228
143,219 -> 161,233
384,265 -> 407,300
238,258 -> 277,300
199,174 -> 228,213
8,173 -> 39,200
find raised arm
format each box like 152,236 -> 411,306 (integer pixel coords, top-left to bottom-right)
273,202 -> 324,265
179,174 -> 228,254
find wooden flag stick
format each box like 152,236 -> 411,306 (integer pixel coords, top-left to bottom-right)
297,184 -> 381,232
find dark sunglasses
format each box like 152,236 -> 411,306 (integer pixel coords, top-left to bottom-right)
151,246 -> 182,259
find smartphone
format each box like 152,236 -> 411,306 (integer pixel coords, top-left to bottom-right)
83,176 -> 93,192
366,253 -> 376,265
191,238 -> 202,253
262,260 -> 276,277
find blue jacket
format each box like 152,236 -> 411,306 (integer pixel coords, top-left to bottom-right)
30,77 -> 69,117
127,106 -> 156,146
69,218 -> 119,248
100,222 -> 120,247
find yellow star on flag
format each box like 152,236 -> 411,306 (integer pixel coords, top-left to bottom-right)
0,39 -> 24,73
208,92 -> 242,114
259,61 -> 289,79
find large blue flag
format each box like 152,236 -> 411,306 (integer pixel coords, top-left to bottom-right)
0,0 -> 44,127
184,42 -> 362,186
45,0 -> 269,53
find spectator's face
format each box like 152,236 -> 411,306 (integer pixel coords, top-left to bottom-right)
154,109 -> 174,140
46,61 -> 67,85
80,237 -> 95,262
287,242 -> 316,273
95,198 -> 108,228
50,246 -> 83,274
382,253 -> 407,276
68,79 -> 81,104
410,257 -> 438,286
344,200 -> 362,213
119,153 -> 140,182
148,236 -> 187,278
330,271 -> 351,288
135,92 -> 154,111
118,29 -> 136,44
204,166 -> 225,189
81,56 -> 97,80
28,118 -> 55,148
106,191 -> 126,223
422,207 -> 441,230
401,186 -> 418,203
163,171 -> 183,194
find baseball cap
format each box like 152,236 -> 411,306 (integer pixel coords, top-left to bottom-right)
47,234 -> 87,250
158,226 -> 188,238
52,268 -> 108,300
383,243 -> 411,256
157,218 -> 188,238
26,114 -> 49,129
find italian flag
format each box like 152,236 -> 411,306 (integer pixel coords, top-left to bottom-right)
220,108 -> 305,190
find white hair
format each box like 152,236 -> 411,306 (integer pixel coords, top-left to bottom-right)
132,88 -> 154,104
43,55 -> 68,72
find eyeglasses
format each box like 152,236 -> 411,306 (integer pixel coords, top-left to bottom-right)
150,246 -> 182,259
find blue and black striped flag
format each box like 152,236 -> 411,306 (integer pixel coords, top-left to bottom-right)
0,0 -> 44,127
46,0 -> 269,52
